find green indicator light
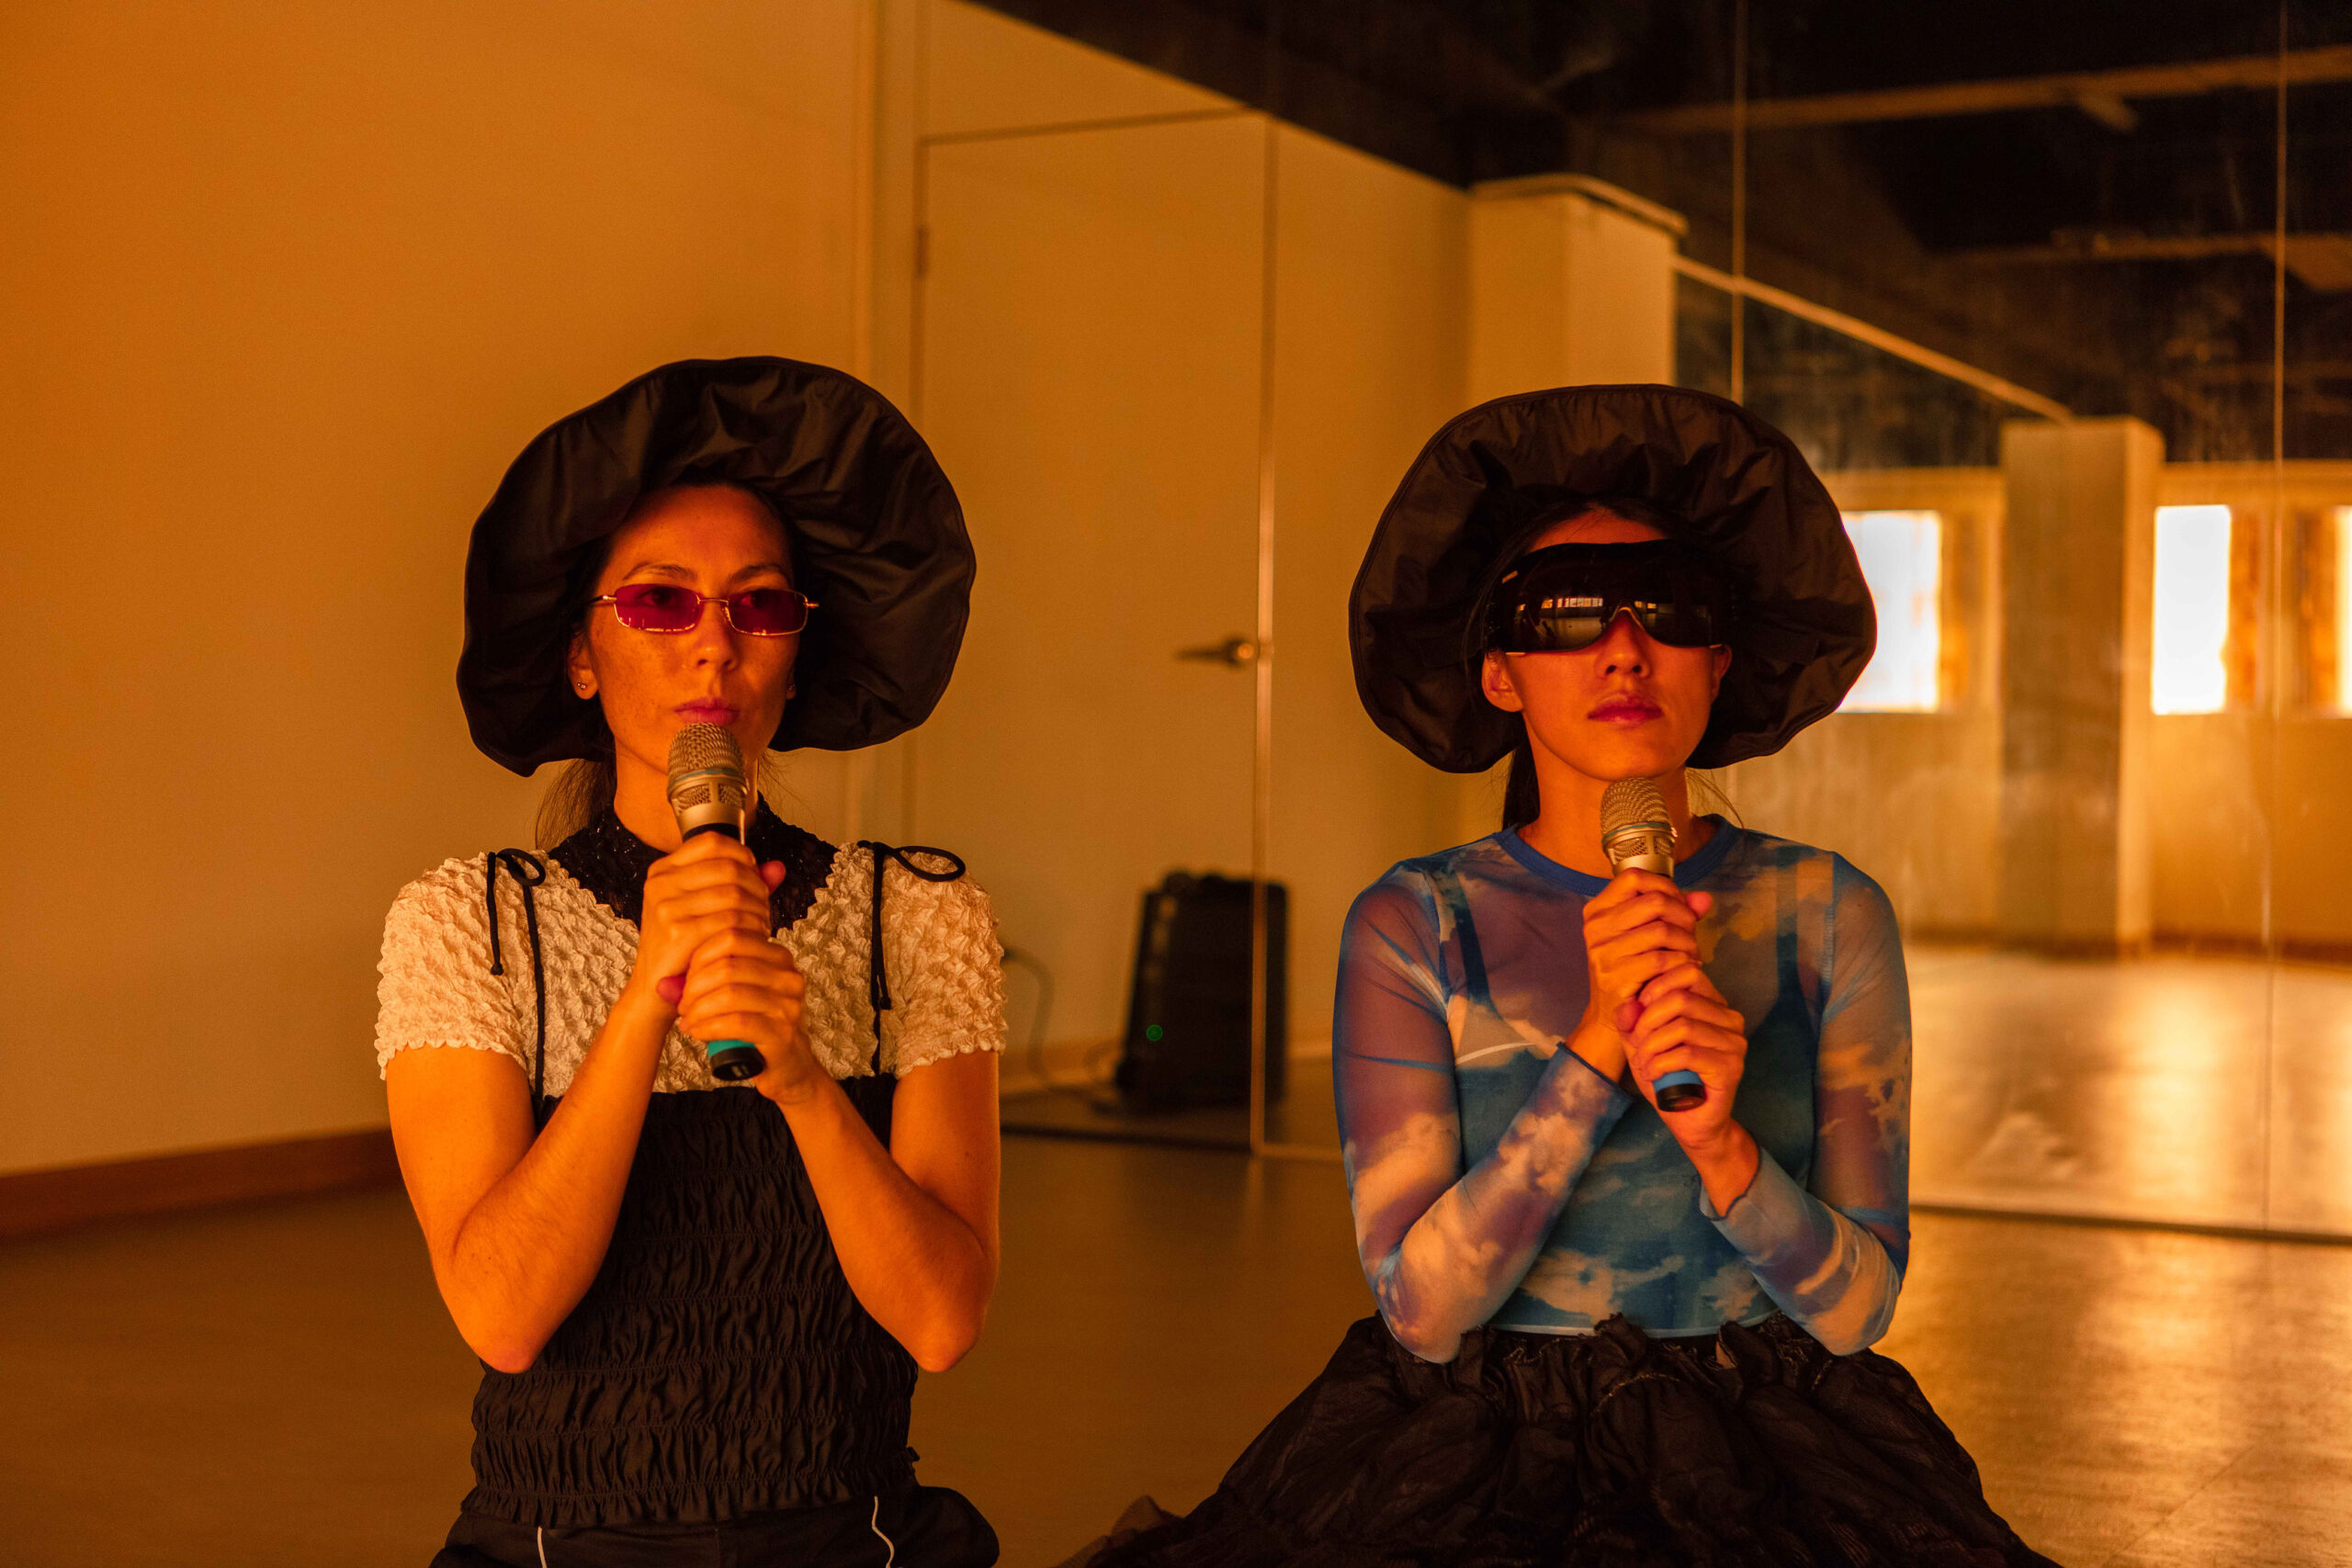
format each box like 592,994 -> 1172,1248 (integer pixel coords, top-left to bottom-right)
1144,1024 -> 1163,1042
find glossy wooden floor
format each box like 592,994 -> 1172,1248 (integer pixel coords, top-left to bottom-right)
1909,945 -> 2352,1234
6,1136 -> 2352,1566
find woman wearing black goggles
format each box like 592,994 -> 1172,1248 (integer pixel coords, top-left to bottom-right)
1479,523 -> 1739,851
1076,387 -> 2052,1568
1486,535 -> 1736,654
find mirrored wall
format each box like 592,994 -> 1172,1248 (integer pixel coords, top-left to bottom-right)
897,1 -> 2352,1209
1666,4 -> 2352,1234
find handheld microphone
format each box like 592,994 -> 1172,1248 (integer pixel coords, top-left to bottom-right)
666,724 -> 765,1083
1600,776 -> 1705,1114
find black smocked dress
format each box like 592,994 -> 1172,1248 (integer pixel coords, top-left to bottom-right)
377,806 -> 1001,1568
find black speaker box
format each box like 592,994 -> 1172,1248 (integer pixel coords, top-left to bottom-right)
1114,873 -> 1288,1113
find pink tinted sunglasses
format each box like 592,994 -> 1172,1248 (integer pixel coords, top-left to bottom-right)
589,582 -> 817,637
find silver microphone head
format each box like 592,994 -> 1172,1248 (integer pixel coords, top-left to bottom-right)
667,723 -> 748,840
1600,776 -> 1674,875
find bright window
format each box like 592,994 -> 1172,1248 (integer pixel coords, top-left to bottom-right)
2152,505 -> 2233,715
1839,511 -> 1942,712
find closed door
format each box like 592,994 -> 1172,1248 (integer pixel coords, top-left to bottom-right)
913,113 -> 1267,1106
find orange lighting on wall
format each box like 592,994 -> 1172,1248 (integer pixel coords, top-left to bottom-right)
2335,507 -> 2352,714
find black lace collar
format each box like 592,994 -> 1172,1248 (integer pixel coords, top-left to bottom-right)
550,801 -> 841,931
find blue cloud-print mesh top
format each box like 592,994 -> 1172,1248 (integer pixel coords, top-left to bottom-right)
1335,818 -> 1911,1363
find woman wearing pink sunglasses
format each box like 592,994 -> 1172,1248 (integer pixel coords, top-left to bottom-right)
378,358 -> 1003,1567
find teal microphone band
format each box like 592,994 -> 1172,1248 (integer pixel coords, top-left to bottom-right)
707,1039 -> 764,1082
1652,1069 -> 1705,1112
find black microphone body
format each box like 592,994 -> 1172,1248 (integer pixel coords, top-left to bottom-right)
667,724 -> 766,1082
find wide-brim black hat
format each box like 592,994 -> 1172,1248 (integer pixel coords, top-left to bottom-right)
1351,384 -> 1873,773
458,356 -> 972,773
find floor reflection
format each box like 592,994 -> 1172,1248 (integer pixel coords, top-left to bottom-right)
1000,1053 -> 1342,1152
1911,943 -> 2352,1235
1001,945 -> 2352,1235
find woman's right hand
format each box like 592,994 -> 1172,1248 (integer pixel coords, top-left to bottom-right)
631,832 -> 775,1016
1568,869 -> 1715,1086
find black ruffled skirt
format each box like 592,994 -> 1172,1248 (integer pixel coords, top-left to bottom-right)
430,1485 -> 995,1567
1070,1314 -> 2057,1568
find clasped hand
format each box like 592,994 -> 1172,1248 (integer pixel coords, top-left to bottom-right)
1576,868 -> 1749,1152
631,831 -> 825,1106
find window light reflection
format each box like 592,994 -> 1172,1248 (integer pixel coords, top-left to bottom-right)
1839,510 -> 1941,713
2152,504 -> 2231,715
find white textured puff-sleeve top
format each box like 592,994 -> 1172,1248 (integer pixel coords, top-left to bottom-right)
374,803 -> 1007,1095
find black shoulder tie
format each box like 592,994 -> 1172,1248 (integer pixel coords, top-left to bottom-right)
483,849 -> 550,1110
854,841 -> 967,1047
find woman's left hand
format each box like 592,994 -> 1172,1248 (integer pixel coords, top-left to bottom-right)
1623,962 -> 1749,1154
674,868 -> 830,1107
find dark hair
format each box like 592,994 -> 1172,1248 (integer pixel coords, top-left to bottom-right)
1489,496 -> 1714,834
534,479 -> 794,848
1500,729 -> 1543,830
536,749 -> 618,849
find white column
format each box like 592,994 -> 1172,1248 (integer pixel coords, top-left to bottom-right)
1452,176 -> 1685,842
1466,174 -> 1683,400
1997,417 -> 2164,953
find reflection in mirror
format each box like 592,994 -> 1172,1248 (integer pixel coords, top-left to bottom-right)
1674,5 -> 2352,1241
1840,511 -> 1945,714
2153,505 -> 2235,715
905,4 -> 2351,1192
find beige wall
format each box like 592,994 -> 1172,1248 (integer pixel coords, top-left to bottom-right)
1,0 -> 880,1173
0,0 -> 1846,1175
1,0 -> 1488,1171
1268,126 -> 1469,1048
922,0 -> 1226,133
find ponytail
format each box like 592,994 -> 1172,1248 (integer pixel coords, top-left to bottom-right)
1500,727 -> 1542,831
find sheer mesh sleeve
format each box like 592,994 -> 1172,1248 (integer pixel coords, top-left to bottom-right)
1337,874 -> 1633,1363
1703,856 -> 1911,1353
373,858 -> 529,1079
877,863 -> 1008,1077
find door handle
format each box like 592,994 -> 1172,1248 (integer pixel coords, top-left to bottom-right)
1175,636 -> 1259,668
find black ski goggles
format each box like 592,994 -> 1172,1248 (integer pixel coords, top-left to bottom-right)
1486,539 -> 1736,654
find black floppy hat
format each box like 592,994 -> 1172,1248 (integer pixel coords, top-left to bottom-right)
458,357 -> 973,773
1351,384 -> 1874,773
